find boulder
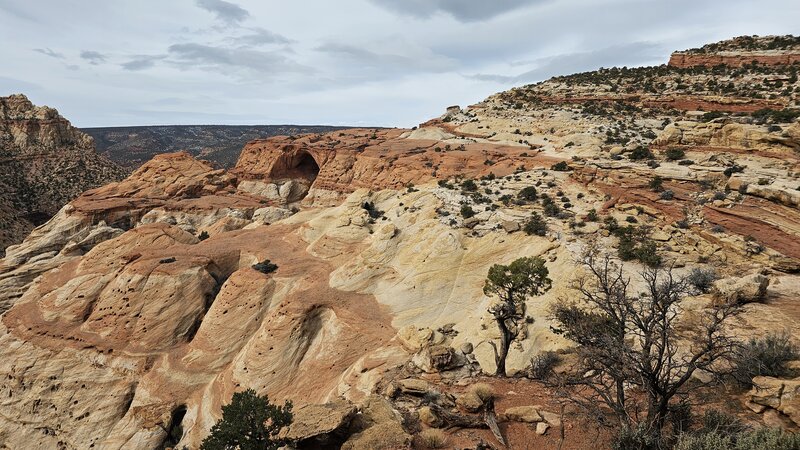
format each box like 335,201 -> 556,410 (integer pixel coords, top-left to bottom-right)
397,378 -> 429,396
501,406 -> 544,423
251,206 -> 293,224
501,221 -> 520,233
536,422 -> 550,435
397,326 -> 444,352
748,376 -> 800,427
456,391 -> 484,413
418,406 -> 442,428
412,345 -> 464,373
712,273 -> 769,304
343,396 -> 411,450
282,399 -> 357,445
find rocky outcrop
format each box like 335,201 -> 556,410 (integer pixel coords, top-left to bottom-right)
748,376 -> 800,427
0,94 -> 125,255
669,52 -> 800,68
233,128 -> 557,204
712,273 -> 770,304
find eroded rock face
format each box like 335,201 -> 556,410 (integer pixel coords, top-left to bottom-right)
2,35 -> 800,448
749,376 -> 800,427
712,273 -> 770,304
233,128 -> 559,205
0,94 -> 126,256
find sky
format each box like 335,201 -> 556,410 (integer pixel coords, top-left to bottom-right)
1,0 -> 798,128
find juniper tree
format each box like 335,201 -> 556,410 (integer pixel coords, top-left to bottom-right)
484,257 -> 552,376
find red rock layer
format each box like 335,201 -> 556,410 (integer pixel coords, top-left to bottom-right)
668,52 -> 800,68
233,128 -> 561,193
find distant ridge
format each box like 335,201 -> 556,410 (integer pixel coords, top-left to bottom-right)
82,124 -> 354,170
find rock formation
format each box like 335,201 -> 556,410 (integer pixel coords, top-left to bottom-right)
0,36 -> 799,448
0,94 -> 125,256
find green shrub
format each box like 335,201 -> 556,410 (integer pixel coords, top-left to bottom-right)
529,351 -> 559,379
612,425 -> 660,450
461,179 -> 478,192
198,231 -> 209,241
649,176 -> 664,192
734,427 -> 800,450
665,147 -> 686,161
700,410 -> 748,436
524,212 -> 547,236
675,427 -> 800,450
700,111 -> 725,122
629,146 -> 655,161
252,260 -> 278,274
551,161 -> 570,171
674,432 -> 733,450
200,389 -> 292,450
732,332 -> 798,385
460,205 -> 476,219
517,186 -> 538,201
687,268 -> 717,294
543,201 -> 561,217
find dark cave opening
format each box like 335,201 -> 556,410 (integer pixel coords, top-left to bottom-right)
161,405 -> 187,449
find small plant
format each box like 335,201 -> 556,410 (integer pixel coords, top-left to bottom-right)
629,145 -> 655,161
665,147 -> 686,161
700,409 -> 748,436
612,424 -> 660,450
517,186 -> 538,201
732,332 -> 798,385
252,259 -> 278,274
660,190 -> 674,200
551,161 -> 570,171
543,201 -> 560,217
700,111 -> 725,122
198,231 -> 209,241
460,205 -> 476,219
468,383 -> 496,402
687,268 -> 717,294
723,165 -> 745,177
649,176 -> 664,192
362,201 -> 384,220
586,209 -> 599,222
524,212 -> 547,236
420,429 -> 448,449
529,351 -> 559,379
461,179 -> 478,192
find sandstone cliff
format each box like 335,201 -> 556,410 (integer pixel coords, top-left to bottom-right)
0,36 -> 799,449
0,94 -> 125,256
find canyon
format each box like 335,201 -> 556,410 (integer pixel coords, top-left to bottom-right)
0,35 -> 799,449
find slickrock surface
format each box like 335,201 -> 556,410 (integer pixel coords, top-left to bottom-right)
0,94 -> 125,256
0,35 -> 799,448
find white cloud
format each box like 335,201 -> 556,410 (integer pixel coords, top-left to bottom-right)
0,0 -> 797,127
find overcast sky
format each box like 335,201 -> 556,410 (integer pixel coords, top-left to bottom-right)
1,0 -> 797,128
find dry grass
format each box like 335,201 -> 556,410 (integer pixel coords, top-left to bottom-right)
468,382 -> 496,402
420,428 -> 448,449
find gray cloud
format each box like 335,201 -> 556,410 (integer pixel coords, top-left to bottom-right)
80,50 -> 107,65
471,42 -> 666,84
195,0 -> 249,24
121,56 -> 164,71
368,0 -> 543,22
33,47 -> 64,59
167,43 -> 309,75
316,42 -> 456,77
231,27 -> 292,46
